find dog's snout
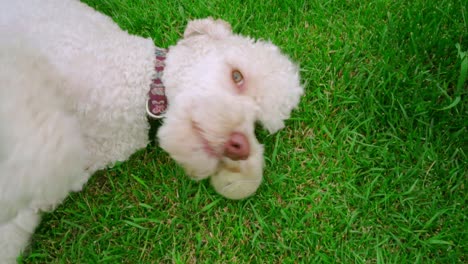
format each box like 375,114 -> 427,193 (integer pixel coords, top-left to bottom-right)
224,132 -> 250,160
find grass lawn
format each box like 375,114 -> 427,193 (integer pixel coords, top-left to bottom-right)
22,0 -> 466,263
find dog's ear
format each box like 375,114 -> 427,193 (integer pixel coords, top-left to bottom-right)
184,17 -> 232,39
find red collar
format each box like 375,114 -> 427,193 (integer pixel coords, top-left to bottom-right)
146,47 -> 168,119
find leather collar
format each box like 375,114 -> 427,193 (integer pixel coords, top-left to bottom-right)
146,47 -> 168,119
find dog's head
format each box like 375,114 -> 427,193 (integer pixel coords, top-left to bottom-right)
158,18 -> 303,199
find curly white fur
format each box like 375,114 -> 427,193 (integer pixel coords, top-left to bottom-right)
0,0 -> 302,262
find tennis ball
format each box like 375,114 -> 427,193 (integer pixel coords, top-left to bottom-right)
210,158 -> 263,200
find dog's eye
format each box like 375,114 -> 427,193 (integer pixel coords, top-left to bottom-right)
231,70 -> 244,85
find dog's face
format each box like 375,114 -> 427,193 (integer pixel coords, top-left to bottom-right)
158,18 -> 303,199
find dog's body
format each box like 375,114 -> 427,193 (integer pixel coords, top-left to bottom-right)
0,0 -> 302,261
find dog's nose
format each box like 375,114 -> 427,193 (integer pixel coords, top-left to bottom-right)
224,132 -> 250,160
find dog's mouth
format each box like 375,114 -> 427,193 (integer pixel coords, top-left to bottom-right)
191,120 -> 252,163
191,121 -> 222,159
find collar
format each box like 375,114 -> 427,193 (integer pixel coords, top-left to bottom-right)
146,47 -> 168,119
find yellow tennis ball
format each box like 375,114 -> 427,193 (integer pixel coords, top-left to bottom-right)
211,165 -> 262,200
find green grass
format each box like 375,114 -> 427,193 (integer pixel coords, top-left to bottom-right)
22,0 -> 466,263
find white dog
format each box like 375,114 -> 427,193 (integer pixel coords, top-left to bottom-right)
0,0 -> 302,261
